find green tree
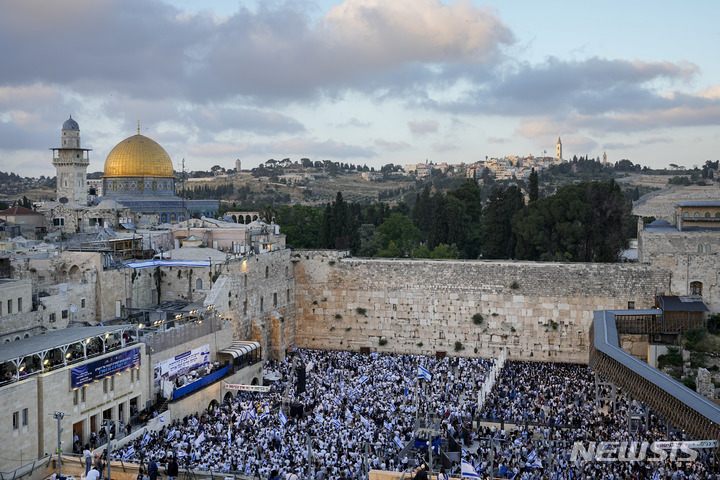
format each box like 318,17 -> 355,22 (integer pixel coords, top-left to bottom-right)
411,185 -> 433,243
482,186 -> 525,259
375,213 -> 421,257
276,205 -> 323,248
513,181 -> 630,262
318,192 -> 360,252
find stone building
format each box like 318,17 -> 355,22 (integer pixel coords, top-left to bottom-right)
638,200 -> 720,312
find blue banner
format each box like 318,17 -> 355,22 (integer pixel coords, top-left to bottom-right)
71,347 -> 141,389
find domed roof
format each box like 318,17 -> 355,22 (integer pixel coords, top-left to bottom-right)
63,116 -> 79,131
103,134 -> 175,178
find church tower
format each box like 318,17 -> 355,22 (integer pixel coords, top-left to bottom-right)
51,116 -> 91,204
556,137 -> 562,161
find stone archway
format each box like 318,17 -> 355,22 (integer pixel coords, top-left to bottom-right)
223,392 -> 234,404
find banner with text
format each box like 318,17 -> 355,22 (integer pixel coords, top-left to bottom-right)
225,383 -> 270,392
154,344 -> 210,386
71,348 -> 141,389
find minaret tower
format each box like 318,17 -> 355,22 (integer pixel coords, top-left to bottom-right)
556,136 -> 562,161
603,151 -> 607,165
51,116 -> 92,204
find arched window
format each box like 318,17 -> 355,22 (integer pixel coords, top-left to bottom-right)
706,212 -> 711,218
716,212 -> 720,218
683,212 -> 690,219
265,266 -> 269,278
196,278 -> 203,290
690,281 -> 703,295
706,244 -> 711,253
699,244 -> 704,253
694,212 -> 700,218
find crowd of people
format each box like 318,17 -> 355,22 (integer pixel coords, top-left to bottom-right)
109,351 -> 718,480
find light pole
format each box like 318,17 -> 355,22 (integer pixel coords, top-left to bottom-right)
51,412 -> 65,479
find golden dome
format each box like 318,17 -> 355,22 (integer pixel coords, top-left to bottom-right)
103,134 -> 174,178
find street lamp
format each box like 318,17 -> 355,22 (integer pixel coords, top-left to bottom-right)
50,412 -> 65,479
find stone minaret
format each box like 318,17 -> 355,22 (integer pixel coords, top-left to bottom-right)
51,116 -> 92,204
603,151 -> 607,165
556,137 -> 562,161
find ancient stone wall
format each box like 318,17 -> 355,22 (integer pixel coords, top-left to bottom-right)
293,251 -> 670,363
204,249 -> 296,361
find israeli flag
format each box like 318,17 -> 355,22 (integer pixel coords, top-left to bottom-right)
418,366 -> 432,381
194,432 -> 206,447
393,435 -> 404,449
166,427 -> 177,441
279,410 -> 288,427
159,415 -> 165,423
527,450 -> 537,463
345,408 -> 352,419
384,420 -> 393,431
389,403 -> 396,413
247,408 -> 256,420
123,446 -> 135,460
141,431 -> 151,446
176,450 -> 186,458
331,418 -> 343,429
461,460 -> 481,479
528,456 -> 543,469
358,375 -> 370,385
259,412 -> 270,422
360,415 -> 371,427
333,396 -> 342,405
514,438 -> 522,446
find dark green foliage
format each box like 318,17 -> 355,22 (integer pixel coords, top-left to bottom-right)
483,186 -> 524,259
513,181 -> 630,262
318,192 -> 360,253
454,341 -> 464,352
374,213 -> 421,257
276,205 -> 323,248
707,314 -> 720,335
684,326 -> 708,344
657,346 -> 683,369
682,376 -> 697,391
472,313 -> 484,325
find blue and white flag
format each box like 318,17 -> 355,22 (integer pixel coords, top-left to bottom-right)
360,415 -> 371,428
166,427 -> 177,441
514,438 -> 522,446
461,460 -> 481,479
527,458 -> 543,468
259,412 -> 270,422
333,396 -> 343,405
247,408 -> 256,420
176,450 -> 186,458
331,418 -> 342,429
418,366 -> 432,381
123,446 -> 135,460
384,420 -> 393,431
389,403 -> 396,413
527,450 -> 537,463
159,415 -> 165,423
315,412 -> 324,424
279,410 -> 288,427
141,431 -> 151,446
393,435 -> 404,449
357,375 -> 370,385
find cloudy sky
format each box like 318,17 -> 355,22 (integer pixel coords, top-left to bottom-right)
1,0 -> 719,177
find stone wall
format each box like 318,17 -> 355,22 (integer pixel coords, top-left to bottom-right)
638,230 -> 720,313
205,249 -> 296,361
293,252 -> 670,363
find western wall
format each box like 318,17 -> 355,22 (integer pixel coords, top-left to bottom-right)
292,251 -> 671,363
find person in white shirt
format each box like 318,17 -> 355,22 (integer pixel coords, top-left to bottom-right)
85,466 -> 100,480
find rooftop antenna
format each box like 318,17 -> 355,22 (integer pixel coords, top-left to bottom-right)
137,121 -> 140,135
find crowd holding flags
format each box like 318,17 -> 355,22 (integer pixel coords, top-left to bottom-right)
418,365 -> 432,381
278,410 -> 288,427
